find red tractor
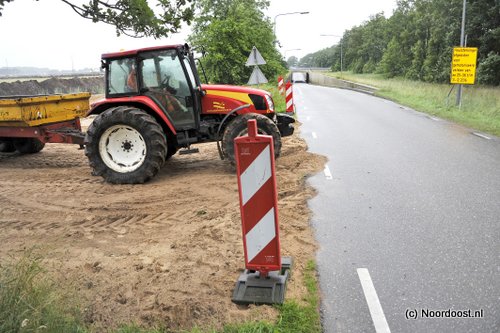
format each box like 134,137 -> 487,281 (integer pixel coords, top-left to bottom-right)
85,44 -> 294,183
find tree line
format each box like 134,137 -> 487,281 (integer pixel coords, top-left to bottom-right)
298,0 -> 500,85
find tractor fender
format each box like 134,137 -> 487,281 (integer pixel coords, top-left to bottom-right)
87,96 -> 177,135
215,104 -> 251,159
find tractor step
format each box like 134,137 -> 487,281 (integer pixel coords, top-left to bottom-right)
179,148 -> 199,155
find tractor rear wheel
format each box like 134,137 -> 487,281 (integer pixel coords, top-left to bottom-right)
84,106 -> 167,184
0,139 -> 16,153
222,113 -> 281,164
12,138 -> 45,154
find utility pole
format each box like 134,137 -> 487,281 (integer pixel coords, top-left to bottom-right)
456,0 -> 467,107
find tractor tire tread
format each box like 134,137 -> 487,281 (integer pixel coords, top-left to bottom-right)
222,113 -> 282,164
84,106 -> 167,184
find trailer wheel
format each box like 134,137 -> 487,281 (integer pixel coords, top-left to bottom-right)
12,138 -> 45,154
0,139 -> 16,153
84,106 -> 167,184
222,113 -> 281,164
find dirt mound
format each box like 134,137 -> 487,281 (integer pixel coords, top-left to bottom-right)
0,123 -> 326,331
0,76 -> 104,96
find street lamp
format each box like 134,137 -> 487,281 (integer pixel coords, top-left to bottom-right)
273,11 -> 309,46
320,34 -> 343,78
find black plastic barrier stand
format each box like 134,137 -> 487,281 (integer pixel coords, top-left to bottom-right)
231,256 -> 292,305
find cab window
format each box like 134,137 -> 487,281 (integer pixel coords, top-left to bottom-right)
141,58 -> 158,88
183,57 -> 197,89
139,50 -> 195,129
107,58 -> 137,94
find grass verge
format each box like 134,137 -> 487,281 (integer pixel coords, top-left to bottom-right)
0,251 -> 85,333
326,72 -> 500,137
246,82 -> 286,114
1,253 -> 321,333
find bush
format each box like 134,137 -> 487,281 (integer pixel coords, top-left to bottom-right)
352,59 -> 365,74
362,60 -> 377,74
477,52 -> 500,86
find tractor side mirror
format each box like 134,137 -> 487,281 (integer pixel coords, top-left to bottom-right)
197,86 -> 206,97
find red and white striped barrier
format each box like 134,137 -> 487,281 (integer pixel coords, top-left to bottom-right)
234,119 -> 281,275
278,76 -> 285,96
231,119 -> 291,305
285,81 -> 294,114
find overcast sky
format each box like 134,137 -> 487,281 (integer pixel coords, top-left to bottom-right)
0,0 -> 397,70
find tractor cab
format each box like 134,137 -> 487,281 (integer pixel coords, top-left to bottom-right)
102,45 -> 202,133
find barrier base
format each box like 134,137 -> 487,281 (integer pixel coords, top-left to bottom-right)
231,257 -> 292,305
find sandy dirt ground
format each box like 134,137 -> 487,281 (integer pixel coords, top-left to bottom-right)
0,117 -> 325,331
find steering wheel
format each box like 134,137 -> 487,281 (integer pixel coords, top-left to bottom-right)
161,75 -> 177,95
160,74 -> 170,87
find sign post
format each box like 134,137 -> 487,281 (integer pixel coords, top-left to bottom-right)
231,119 -> 291,305
455,0 -> 470,107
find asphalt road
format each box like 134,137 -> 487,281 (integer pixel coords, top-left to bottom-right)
294,83 -> 500,333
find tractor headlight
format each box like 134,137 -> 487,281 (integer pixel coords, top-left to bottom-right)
265,94 -> 274,112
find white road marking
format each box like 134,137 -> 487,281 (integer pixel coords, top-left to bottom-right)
323,165 -> 333,180
428,116 -> 440,121
312,132 -> 318,139
357,268 -> 391,333
472,132 -> 491,140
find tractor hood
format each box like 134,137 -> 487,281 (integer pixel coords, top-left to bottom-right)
201,84 -> 273,114
201,84 -> 270,97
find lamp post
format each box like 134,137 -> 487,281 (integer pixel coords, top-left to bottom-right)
273,11 -> 309,46
320,34 -> 343,78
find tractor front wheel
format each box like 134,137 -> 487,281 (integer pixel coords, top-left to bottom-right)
84,106 -> 167,184
222,113 -> 282,164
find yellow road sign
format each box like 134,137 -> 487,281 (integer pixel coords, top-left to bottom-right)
451,47 -> 478,85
